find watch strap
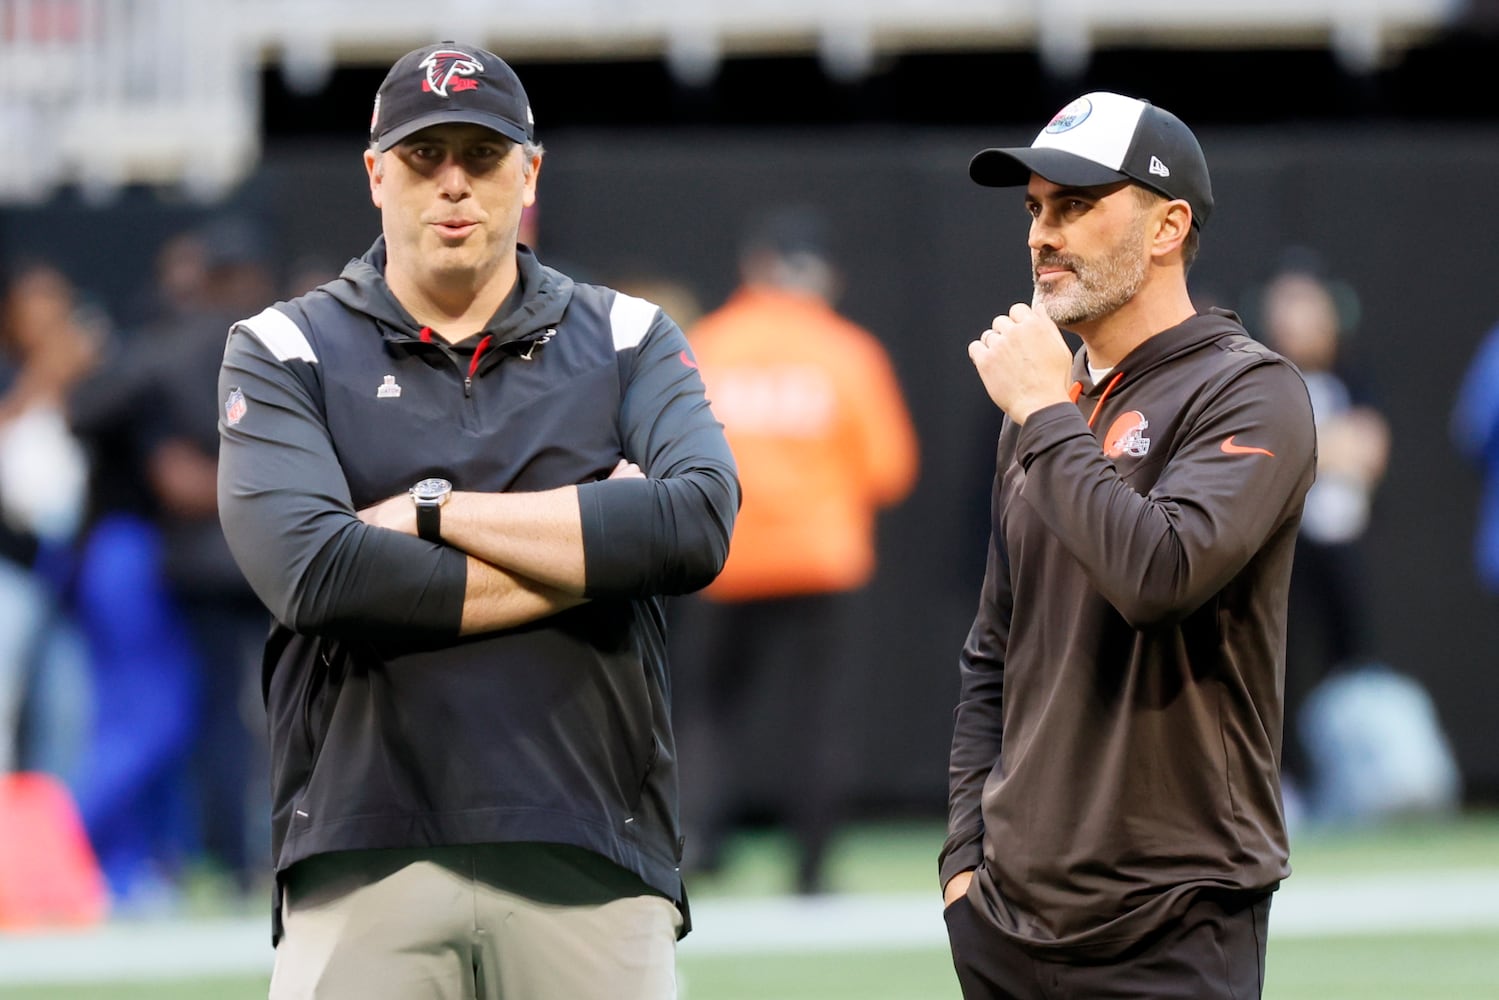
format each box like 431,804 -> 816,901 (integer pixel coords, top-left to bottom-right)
416,499 -> 442,542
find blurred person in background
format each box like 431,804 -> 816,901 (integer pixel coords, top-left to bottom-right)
136,215 -> 279,901
940,93 -> 1315,998
63,237 -> 212,912
119,227 -> 212,331
673,204 -> 919,895
1453,315 -> 1499,606
0,261 -> 96,782
216,41 -> 736,998
1255,252 -> 1391,820
67,217 -> 281,908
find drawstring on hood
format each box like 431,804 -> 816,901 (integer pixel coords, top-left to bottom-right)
467,335 -> 493,389
1070,370 -> 1125,428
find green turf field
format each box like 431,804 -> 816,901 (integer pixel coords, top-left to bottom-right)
2,933 -> 1493,1000
3,933 -> 1494,1000
3,811 -> 1497,999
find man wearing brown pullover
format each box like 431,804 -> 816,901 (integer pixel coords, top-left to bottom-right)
940,92 -> 1316,998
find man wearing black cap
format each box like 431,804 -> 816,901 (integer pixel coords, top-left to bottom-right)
939,92 -> 1317,998
216,41 -> 738,999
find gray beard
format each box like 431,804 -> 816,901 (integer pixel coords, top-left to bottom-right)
1032,229 -> 1148,327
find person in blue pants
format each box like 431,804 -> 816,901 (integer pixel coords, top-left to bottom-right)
68,512 -> 201,911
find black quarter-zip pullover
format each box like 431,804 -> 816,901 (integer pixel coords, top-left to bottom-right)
217,238 -> 739,941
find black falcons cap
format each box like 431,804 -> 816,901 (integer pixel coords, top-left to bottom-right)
969,91 -> 1213,229
369,41 -> 535,151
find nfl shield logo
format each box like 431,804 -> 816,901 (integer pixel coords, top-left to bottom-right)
225,387 -> 247,426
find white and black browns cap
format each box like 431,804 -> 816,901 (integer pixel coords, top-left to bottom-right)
370,41 -> 535,152
969,92 -> 1213,229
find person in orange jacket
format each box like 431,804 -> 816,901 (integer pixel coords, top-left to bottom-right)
673,204 -> 919,894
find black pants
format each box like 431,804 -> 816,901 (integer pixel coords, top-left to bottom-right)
945,891 -> 1271,1000
669,590 -> 862,894
1283,535 -> 1372,786
178,594 -> 272,892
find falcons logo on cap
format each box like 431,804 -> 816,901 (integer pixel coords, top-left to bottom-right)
420,49 -> 483,97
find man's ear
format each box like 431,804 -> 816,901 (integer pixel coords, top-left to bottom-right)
364,148 -> 383,209
521,152 -> 542,208
1152,199 -> 1192,258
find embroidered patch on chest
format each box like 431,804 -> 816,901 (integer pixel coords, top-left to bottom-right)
1103,410 -> 1151,459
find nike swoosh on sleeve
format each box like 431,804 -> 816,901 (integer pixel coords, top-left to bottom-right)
1220,435 -> 1275,457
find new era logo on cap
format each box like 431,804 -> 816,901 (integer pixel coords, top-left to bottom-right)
370,41 -> 535,152
968,92 -> 1213,229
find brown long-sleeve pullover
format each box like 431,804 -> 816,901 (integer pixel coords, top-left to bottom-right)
941,308 -> 1317,958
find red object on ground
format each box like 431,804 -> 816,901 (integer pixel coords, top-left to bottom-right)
0,771 -> 109,929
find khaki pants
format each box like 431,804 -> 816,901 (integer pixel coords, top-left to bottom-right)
269,844 -> 682,1000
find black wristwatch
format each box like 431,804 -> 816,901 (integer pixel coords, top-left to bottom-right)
410,477 -> 452,542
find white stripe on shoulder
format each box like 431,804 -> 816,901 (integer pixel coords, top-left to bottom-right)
237,307 -> 318,363
609,292 -> 660,352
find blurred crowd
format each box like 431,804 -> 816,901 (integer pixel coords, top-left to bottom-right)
0,217 -> 336,915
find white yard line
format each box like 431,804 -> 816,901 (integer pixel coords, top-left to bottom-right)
684,869 -> 1499,954
3,871 -> 1499,984
1267,869 -> 1499,936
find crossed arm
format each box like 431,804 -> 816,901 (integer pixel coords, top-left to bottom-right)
219,308 -> 736,642
357,459 -> 643,635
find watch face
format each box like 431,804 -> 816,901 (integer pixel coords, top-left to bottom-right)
412,477 -> 452,502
